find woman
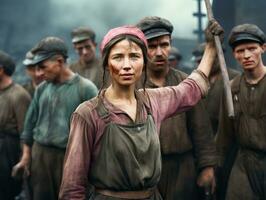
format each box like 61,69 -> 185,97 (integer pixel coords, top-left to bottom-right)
59,23 -> 222,200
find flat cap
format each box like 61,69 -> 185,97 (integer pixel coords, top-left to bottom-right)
0,50 -> 16,76
23,51 -> 35,66
229,24 -> 266,48
31,37 -> 68,65
136,16 -> 173,40
71,27 -> 96,43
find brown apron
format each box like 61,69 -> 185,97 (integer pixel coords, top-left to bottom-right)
88,97 -> 162,200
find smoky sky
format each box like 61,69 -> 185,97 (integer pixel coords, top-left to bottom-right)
49,0 -> 211,43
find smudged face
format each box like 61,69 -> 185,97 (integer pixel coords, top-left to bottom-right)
233,42 -> 265,71
108,39 -> 144,87
74,39 -> 96,64
37,57 -> 62,83
147,35 -> 171,72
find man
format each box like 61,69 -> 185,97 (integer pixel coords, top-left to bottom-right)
217,24 -> 266,200
22,51 -> 44,97
12,37 -> 98,200
70,26 -> 104,89
136,16 -> 217,200
168,47 -> 182,69
0,50 -> 31,200
192,43 -> 239,134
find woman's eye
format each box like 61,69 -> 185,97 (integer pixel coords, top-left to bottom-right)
112,56 -> 122,61
130,54 -> 140,60
249,47 -> 256,51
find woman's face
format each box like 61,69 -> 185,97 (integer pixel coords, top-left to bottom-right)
108,39 -> 144,87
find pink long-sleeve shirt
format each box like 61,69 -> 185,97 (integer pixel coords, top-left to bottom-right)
59,71 -> 209,200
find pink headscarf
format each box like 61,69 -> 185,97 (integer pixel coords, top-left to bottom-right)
100,26 -> 148,54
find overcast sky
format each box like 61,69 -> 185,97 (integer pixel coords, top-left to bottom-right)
50,0 -> 213,41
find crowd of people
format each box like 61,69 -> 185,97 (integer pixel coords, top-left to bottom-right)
0,15 -> 265,200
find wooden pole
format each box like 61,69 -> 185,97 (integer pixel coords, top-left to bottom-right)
204,0 -> 234,117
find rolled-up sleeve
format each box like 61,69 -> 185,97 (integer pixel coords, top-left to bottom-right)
59,112 -> 94,200
187,70 -> 210,97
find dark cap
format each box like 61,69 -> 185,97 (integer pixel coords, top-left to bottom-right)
229,24 -> 266,48
31,37 -> 68,65
71,27 -> 96,43
23,51 -> 35,66
136,16 -> 173,40
0,50 -> 16,76
168,47 -> 182,60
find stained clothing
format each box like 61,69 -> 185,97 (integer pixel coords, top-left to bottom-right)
0,83 -> 31,200
59,71 -> 210,200
20,74 -> 98,200
89,97 -> 162,200
21,74 -> 98,148
217,73 -> 266,200
70,58 -> 103,89
144,68 -> 217,200
203,68 -> 239,134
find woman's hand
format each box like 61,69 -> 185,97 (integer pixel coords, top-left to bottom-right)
205,19 -> 224,45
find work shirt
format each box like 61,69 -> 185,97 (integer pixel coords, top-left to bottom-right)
203,68 -> 239,134
216,71 -> 266,200
70,58 -> 104,89
144,68 -> 216,200
0,83 -> 31,135
21,74 -> 98,148
59,71 -> 209,199
22,81 -> 35,97
217,73 -> 266,162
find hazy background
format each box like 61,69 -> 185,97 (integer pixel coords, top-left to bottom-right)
1,0 -> 266,83
1,0 -> 211,82
49,0 -> 210,40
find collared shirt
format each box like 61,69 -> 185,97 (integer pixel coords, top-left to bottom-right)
0,83 -> 31,135
21,74 -> 98,148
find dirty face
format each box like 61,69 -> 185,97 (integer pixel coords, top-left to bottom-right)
147,35 -> 171,72
74,39 -> 96,64
108,39 -> 144,87
233,42 -> 265,71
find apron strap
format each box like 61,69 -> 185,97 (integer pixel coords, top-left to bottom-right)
95,97 -> 110,122
95,90 -> 153,122
135,90 -> 152,115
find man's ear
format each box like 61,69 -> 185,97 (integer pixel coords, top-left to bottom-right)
56,56 -> 65,67
262,43 -> 266,53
